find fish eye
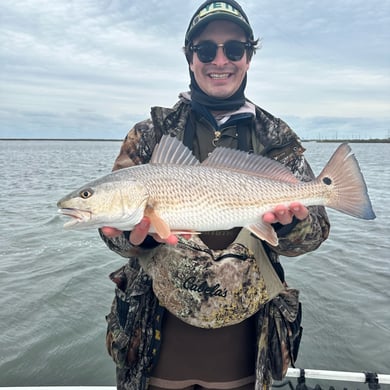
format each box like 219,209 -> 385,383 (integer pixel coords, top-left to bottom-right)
79,188 -> 94,199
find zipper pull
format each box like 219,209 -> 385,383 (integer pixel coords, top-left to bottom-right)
213,130 -> 221,146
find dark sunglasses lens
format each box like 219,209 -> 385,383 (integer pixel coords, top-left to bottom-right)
193,41 -> 248,63
196,42 -> 217,63
225,41 -> 246,61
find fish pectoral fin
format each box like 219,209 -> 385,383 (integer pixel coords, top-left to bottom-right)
247,222 -> 279,247
144,206 -> 171,239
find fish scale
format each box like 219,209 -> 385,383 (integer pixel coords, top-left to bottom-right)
134,165 -> 297,227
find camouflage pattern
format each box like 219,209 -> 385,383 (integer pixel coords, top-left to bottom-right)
102,94 -> 330,390
105,258 -> 162,390
142,234 -> 271,329
256,289 -> 302,388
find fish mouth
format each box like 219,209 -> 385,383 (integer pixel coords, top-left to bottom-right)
58,208 -> 92,228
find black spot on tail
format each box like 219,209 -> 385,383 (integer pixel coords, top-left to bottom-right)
323,177 -> 332,185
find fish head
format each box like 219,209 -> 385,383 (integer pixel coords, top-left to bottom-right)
57,172 -> 148,230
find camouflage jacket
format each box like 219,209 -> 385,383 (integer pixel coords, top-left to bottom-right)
101,95 -> 330,389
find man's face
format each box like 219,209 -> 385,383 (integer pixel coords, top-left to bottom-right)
190,20 -> 251,100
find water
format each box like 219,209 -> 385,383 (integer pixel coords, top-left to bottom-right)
0,140 -> 389,388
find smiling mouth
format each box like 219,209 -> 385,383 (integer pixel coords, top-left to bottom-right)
209,73 -> 231,79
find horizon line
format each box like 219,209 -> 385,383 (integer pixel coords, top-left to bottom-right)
1,137 -> 389,143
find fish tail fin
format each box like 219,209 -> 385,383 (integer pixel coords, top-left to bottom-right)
317,143 -> 376,220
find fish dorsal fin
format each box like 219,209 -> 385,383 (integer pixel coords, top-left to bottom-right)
202,147 -> 300,183
151,135 -> 199,166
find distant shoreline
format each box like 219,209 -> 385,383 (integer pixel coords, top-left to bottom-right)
305,138 -> 390,143
1,138 -> 389,143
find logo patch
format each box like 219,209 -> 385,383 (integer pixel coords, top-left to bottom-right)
190,2 -> 246,32
183,276 -> 228,298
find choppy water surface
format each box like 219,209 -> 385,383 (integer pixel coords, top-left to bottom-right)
0,140 -> 389,388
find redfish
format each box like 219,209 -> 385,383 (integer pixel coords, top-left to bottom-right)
57,135 -> 375,246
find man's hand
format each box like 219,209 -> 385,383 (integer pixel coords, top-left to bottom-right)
100,217 -> 186,246
262,202 -> 309,225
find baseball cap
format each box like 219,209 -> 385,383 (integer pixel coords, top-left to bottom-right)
185,0 -> 254,45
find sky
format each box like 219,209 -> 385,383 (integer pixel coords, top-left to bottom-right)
0,0 -> 389,140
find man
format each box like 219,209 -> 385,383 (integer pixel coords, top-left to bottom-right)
101,1 -> 330,389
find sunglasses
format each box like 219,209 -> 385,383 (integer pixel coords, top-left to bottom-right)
190,40 -> 252,63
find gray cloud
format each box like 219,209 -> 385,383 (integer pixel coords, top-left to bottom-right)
0,0 -> 389,139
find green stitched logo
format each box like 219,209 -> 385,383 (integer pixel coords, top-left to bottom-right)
191,2 -> 246,31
